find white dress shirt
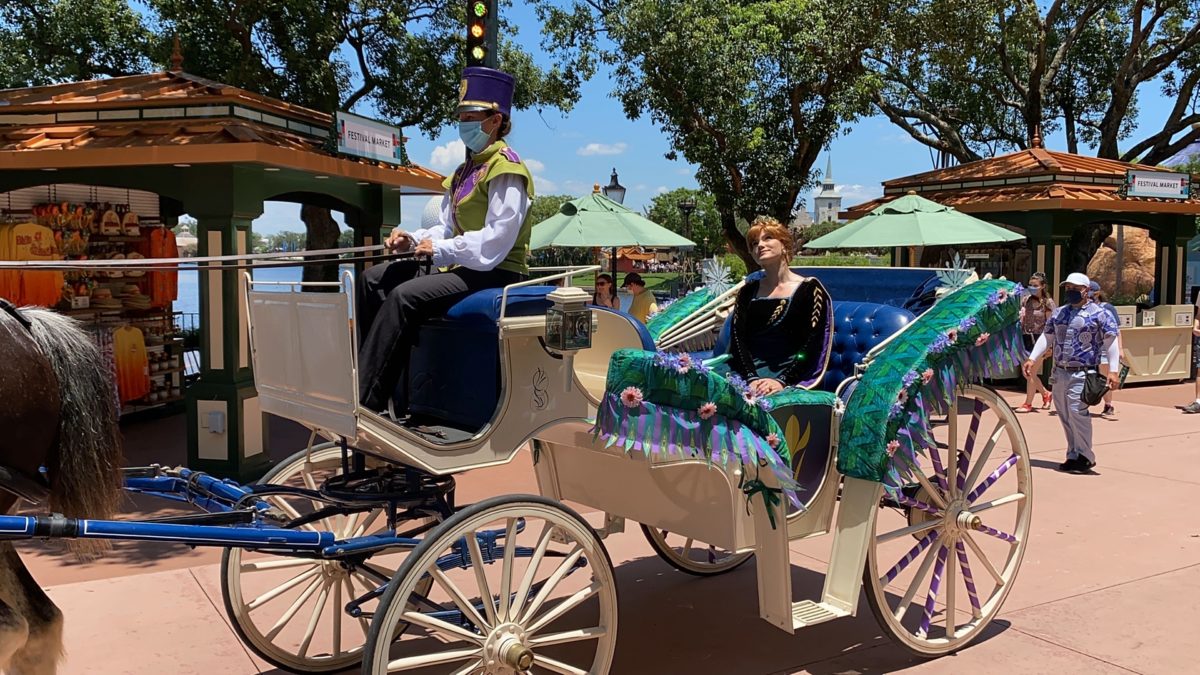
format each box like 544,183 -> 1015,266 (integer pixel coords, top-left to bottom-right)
407,173 -> 530,271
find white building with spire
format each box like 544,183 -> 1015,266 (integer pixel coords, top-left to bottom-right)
813,154 -> 842,223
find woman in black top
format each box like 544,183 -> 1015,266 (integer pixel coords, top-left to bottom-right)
726,217 -> 833,394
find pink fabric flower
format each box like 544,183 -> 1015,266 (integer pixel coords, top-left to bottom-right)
620,386 -> 643,408
945,329 -> 959,344
698,402 -> 718,420
766,433 -> 781,449
886,440 -> 901,457
897,389 -> 909,404
676,353 -> 692,374
921,368 -> 934,384
743,392 -> 759,408
974,331 -> 991,346
997,289 -> 1009,302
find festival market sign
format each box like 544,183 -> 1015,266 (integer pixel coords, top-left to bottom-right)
1123,169 -> 1190,199
335,111 -> 403,165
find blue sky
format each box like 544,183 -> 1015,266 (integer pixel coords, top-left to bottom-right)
254,4 -> 1185,236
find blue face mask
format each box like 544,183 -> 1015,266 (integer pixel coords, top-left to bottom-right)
1064,289 -> 1084,305
458,120 -> 492,154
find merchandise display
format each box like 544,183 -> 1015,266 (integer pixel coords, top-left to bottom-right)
1,195 -> 185,416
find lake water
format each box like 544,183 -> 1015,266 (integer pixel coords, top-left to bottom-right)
174,265 -> 635,316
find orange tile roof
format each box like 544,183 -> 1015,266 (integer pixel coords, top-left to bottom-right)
884,148 -> 1142,187
0,71 -> 329,126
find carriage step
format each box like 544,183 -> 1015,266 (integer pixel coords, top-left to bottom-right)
791,600 -> 848,628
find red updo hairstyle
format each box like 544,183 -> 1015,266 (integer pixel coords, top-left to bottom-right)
745,216 -> 795,258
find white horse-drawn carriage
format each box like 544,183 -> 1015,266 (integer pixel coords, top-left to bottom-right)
217,262 -> 1032,674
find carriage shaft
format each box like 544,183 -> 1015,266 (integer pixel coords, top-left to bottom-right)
0,515 -> 335,551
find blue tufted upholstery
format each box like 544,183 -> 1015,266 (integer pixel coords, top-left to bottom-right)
708,300 -> 915,393
442,285 -> 559,329
745,267 -> 938,314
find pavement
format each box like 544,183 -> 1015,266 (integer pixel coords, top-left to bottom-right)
19,381 -> 1200,674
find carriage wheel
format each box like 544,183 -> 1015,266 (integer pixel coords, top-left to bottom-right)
640,524 -> 753,576
362,495 -> 618,675
221,443 -> 437,673
863,385 -> 1033,656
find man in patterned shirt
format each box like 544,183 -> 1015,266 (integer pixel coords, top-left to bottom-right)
1022,273 -> 1120,474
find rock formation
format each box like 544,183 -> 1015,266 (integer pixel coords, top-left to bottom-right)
1087,226 -> 1156,298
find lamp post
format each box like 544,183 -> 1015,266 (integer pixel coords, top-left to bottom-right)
601,168 -> 626,205
601,169 -> 626,275
678,197 -> 697,291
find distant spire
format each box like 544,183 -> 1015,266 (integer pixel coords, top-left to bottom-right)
1030,124 -> 1044,149
825,153 -> 833,182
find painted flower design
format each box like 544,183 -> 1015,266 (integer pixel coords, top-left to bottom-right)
930,334 -> 950,354
902,370 -> 919,388
756,397 -> 774,412
886,440 -> 901,457
620,386 -> 643,408
726,373 -> 750,395
974,331 -> 991,346
889,401 -> 905,418
698,401 -> 718,420
897,389 -> 909,405
675,353 -> 693,374
945,328 -> 959,344
997,288 -> 1009,302
958,316 -> 977,332
921,368 -> 935,384
693,360 -> 711,375
766,432 -> 781,449
743,392 -> 759,408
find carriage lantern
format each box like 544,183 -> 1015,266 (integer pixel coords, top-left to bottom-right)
545,285 -> 593,352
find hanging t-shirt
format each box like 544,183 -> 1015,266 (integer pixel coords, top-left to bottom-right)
3,222 -> 64,307
145,228 -> 179,308
113,325 -> 150,403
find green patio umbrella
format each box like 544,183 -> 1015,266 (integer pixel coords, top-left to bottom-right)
805,193 -> 1025,249
531,191 -> 694,273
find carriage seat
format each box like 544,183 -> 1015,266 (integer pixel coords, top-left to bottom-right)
708,300 -> 916,393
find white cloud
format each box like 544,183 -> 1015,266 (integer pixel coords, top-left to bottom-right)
428,139 -> 465,172
525,158 -> 546,173
655,186 -> 669,194
634,184 -> 648,191
677,167 -> 693,176
577,142 -> 628,156
833,183 -> 881,202
533,175 -> 559,193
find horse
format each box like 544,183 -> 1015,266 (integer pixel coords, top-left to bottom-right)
0,299 -> 124,673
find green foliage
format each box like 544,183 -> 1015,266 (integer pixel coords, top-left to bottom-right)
527,194 -> 575,226
644,188 -> 724,257
0,0 -> 152,88
540,0 -> 894,265
721,253 -> 748,280
338,228 -> 355,248
793,253 -> 887,267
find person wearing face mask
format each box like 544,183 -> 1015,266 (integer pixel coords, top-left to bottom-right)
1022,273 -> 1120,474
1016,272 -> 1055,412
356,67 -> 534,415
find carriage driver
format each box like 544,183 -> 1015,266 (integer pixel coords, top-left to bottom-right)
356,67 -> 534,415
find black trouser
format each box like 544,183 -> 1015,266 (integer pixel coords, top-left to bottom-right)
356,260 -> 525,412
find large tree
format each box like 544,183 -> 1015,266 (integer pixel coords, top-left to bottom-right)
644,188 -> 724,258
539,0 -> 896,267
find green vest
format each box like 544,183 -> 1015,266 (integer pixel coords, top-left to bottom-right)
441,140 -> 535,275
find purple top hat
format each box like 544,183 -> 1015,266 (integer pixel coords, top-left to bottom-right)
457,67 -> 515,117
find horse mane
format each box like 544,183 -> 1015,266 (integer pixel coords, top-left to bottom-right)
9,308 -> 123,543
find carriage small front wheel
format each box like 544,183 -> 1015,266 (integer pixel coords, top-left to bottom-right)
362,495 -> 618,674
863,385 -> 1033,656
221,443 -> 437,673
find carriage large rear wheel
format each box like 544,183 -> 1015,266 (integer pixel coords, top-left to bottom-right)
221,443 -> 438,673
863,385 -> 1032,656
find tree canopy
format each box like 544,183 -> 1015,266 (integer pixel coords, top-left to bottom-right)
644,188 -> 724,258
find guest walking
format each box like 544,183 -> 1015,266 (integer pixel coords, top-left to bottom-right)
1023,273 -> 1120,474
1183,287 -> 1200,414
1017,272 -> 1055,413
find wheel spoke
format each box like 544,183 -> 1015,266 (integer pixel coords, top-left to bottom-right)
400,611 -> 484,644
465,531 -> 499,627
880,530 -> 938,583
963,532 -> 1005,586
894,537 -> 941,622
519,544 -> 585,625
942,402 -> 957,496
343,576 -> 370,638
265,496 -> 319,533
247,566 -> 321,611
297,580 -> 331,657
532,654 -> 589,675
331,574 -> 342,655
878,519 -> 939,545
349,508 -> 383,539
528,625 -> 607,647
944,545 -> 957,639
966,454 -> 1018,503
929,444 -> 950,496
498,518 -> 519,622
511,522 -> 555,620
266,575 -> 324,640
386,646 -> 481,671
900,455 -> 948,509
957,399 -> 986,493
448,661 -> 484,675
955,541 -> 983,618
963,421 -> 1004,495
971,492 -> 1025,514
892,492 -> 940,518
918,545 -> 949,638
975,523 -> 1018,545
682,537 -> 695,559
526,581 -> 602,636
431,567 -> 491,632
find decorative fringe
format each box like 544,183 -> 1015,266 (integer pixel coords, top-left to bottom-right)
591,394 -> 803,519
